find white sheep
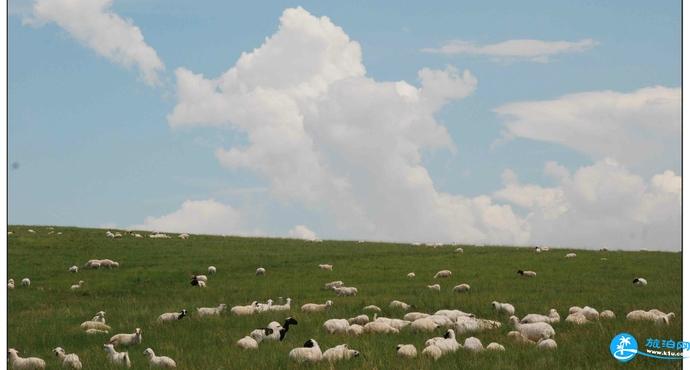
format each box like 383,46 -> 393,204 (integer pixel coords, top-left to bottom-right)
85,329 -> 109,335
288,339 -> 323,363
463,337 -> 484,352
269,298 -> 292,312
517,270 -> 536,277
53,347 -> 82,369
103,344 -> 131,368
521,308 -> 560,324
565,312 -> 589,325
70,281 -> 84,290
319,264 -> 333,271
455,247 -> 464,253
633,277 -> 648,287
507,330 -> 534,344
207,266 -> 216,275
411,317 -> 440,332
347,324 -> 364,336
134,233 -> 143,238
80,321 -> 111,331
363,321 -> 399,334
426,329 -> 461,354
236,336 -> 259,350
27,229 -> 36,233
375,317 -> 412,330
574,306 -> 599,321
69,266 -> 78,273
84,260 -> 101,269
197,303 -> 227,317
178,233 -> 189,239
324,281 -> 344,290
192,274 -> 208,282
8,348 -> 45,370
396,344 -> 417,358
455,316 -> 501,335
333,286 -> 358,296
434,309 -> 474,321
109,328 -> 142,347
106,230 -> 115,238
231,301 -> 258,316
453,283 -> 471,293
434,270 -> 452,278
404,312 -> 430,321
422,345 -> 442,360
90,310 -> 106,322
537,338 -> 558,350
600,310 -> 616,319
491,301 -> 515,316
149,233 -> 170,239
255,267 -> 266,276
534,247 -> 542,253
143,348 -> 176,368
565,253 -> 577,258
389,300 -> 412,310
363,305 -> 382,313
509,316 -> 555,341
323,319 -> 350,334
158,309 -> 187,322
407,272 -> 416,278
8,278 -> 15,289
301,300 -> 333,313
255,299 -> 274,312
626,309 -> 674,325
486,342 -> 506,351
427,284 -> 441,292
323,344 -> 360,362
428,314 -> 455,328
21,278 -> 30,287
348,314 -> 369,325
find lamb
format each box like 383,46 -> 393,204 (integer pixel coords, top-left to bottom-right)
103,344 -> 131,368
207,266 -> 216,275
517,270 -> 536,277
509,316 -> 555,341
600,310 -> 616,319
8,348 -> 46,370
389,300 -> 412,310
363,321 -> 399,334
322,344 -> 360,362
407,272 -> 416,278
301,300 -> 333,313
143,348 -> 176,368
69,266 -> 78,273
427,284 -> 441,292
323,319 -> 351,334
197,303 -> 227,317
8,279 -> 15,289
109,328 -> 142,347
319,264 -> 333,271
288,339 -> 323,363
236,336 -> 259,350
486,342 -> 506,351
434,270 -> 452,278
633,277 -> 648,287
231,301 -> 258,316
363,305 -> 382,313
411,317 -> 440,332
70,281 -> 84,290
537,338 -> 558,350
158,309 -> 187,322
396,344 -> 417,358
348,314 -> 369,325
404,312 -> 430,321
565,253 -> 577,258
80,321 -> 111,331
422,345 -> 443,360
324,281 -> 344,290
492,301 -> 515,316
255,267 -> 266,275
453,283 -> 471,293
333,286 -> 358,296
21,278 -> 30,287
269,298 -> 292,312
266,317 -> 298,341
463,337 -> 484,352
53,347 -> 82,369
521,309 -> 560,324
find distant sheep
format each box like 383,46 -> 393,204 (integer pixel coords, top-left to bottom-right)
404,312 -> 430,321
81,321 -> 111,331
52,347 -> 82,370
8,279 -> 14,289
85,329 -> 109,335
427,284 -> 441,292
8,348 -> 46,370
348,314 -> 369,326
507,330 -> 534,344
178,233 -> 189,239
633,277 -> 648,287
255,267 -> 266,276
422,345 -> 442,360
363,321 -> 399,334
324,281 -> 344,290
565,253 -> 577,258
197,304 -> 227,317
208,266 -> 216,275
517,270 -> 536,278
288,339 -> 323,363
509,316 -> 555,342
70,281 -> 84,290
455,247 -> 464,253
363,305 -> 381,313
407,272 -> 416,278
143,348 -> 176,368
236,336 -> 259,350
322,344 -> 360,362
486,342 -> 505,351
109,328 -> 142,347
537,338 -> 558,350
319,264 -> 333,271
102,344 -> 131,368
396,344 -> 417,358
453,283 -> 471,293
389,300 -> 412,310
463,337 -> 484,352
434,270 -> 452,278
231,301 -> 258,316
333,286 -> 358,296
600,310 -> 616,320
323,319 -> 350,334
491,301 -> 515,316
21,278 -> 30,287
69,266 -> 79,273
521,309 -> 560,324
301,300 -> 333,313
269,298 -> 292,312
411,317 -> 440,332
158,309 -> 187,322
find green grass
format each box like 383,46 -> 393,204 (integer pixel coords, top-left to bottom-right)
8,225 -> 682,369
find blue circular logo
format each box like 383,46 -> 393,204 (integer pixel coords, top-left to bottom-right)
610,332 -> 638,363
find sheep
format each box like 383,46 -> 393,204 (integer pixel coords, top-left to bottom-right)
192,274 -> 208,282
517,270 -> 536,277
197,280 -> 206,288
491,301 -> 515,316
509,316 -> 555,341
396,344 -> 417,358
207,266 -> 216,275
103,344 -> 131,368
422,345 -> 443,360
407,272 -> 416,278
134,233 -> 143,238
348,314 -> 369,325
197,303 -> 227,317
633,277 -> 648,287
106,231 -> 115,238
427,329 -> 461,354
301,300 -> 333,313
427,284 -> 441,292
565,312 -> 589,325
69,266 -> 79,273
158,309 -> 187,322
521,309 -> 560,324
389,300 -> 412,310
626,309 -> 674,325
411,317 -> 440,332
319,264 -> 333,271
85,329 -> 109,335
80,321 -> 111,331
333,286 -> 358,296
323,344 -> 360,362
427,315 -> 455,328
455,247 -> 464,253
8,279 -> 15,289
486,342 -> 506,351
84,260 -> 101,269
288,339 -> 323,363
541,246 -> 550,251
8,348 -> 46,370
363,305 -> 382,313
236,336 -> 259,350
90,311 -> 106,323
52,347 -> 82,369
113,232 -> 123,239
143,348 -> 176,368
255,267 -> 266,276
600,310 -> 616,319
70,281 -> 84,290
375,316 -> 411,330
434,270 -> 452,278
27,229 -> 36,233
434,309 -> 474,321
266,317 -> 298,341
149,233 -> 170,239
453,283 -> 471,293
363,321 -> 399,334
324,280 -> 344,290
109,328 -> 142,347
323,319 -> 350,334
99,259 -> 120,268
507,330 -> 534,344
269,298 -> 292,312
534,247 -> 542,253
231,301 -> 258,316
403,312 -> 429,321
537,338 -> 558,350
178,233 -> 190,239
463,337 -> 484,352
455,316 -> 501,335
573,306 -> 599,321
21,278 -> 30,287
565,253 -> 577,258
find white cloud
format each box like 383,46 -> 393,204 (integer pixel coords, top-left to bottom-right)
288,225 -> 318,241
167,7 -> 528,246
495,159 -> 680,251
26,0 -> 165,86
422,38 -> 597,63
495,86 -> 680,175
132,199 -> 256,236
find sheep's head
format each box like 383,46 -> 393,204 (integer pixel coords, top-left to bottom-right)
325,300 -> 333,307
285,317 -> 298,326
103,344 -> 114,352
517,270 -> 524,275
135,328 -> 142,335
491,301 -> 498,309
143,348 -> 154,358
508,316 -> 519,326
443,329 -> 455,339
52,347 -> 65,356
303,339 -> 317,348
8,348 -> 18,357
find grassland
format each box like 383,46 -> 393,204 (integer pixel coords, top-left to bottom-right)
7,226 -> 683,369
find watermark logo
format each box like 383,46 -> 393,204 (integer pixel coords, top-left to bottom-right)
610,332 -> 689,363
610,332 -> 638,363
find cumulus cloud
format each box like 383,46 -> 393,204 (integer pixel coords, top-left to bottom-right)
25,0 -> 165,86
288,225 -> 318,241
168,7 -> 528,245
495,159 -> 680,251
421,38 -> 597,63
495,86 -> 680,174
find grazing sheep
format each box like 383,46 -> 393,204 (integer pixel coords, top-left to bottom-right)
463,337 -> 484,352
364,321 -> 399,334
600,310 -> 616,319
69,266 -> 78,273
363,305 -> 382,313
106,231 -> 115,238
85,329 -> 109,335
537,338 -> 558,350
427,284 -> 441,292
323,344 -> 360,362
149,233 -> 170,239
231,301 -> 258,316
301,300 -> 333,313
565,253 -> 577,258
109,328 -> 142,347
627,309 -> 674,325
565,312 -> 589,325
237,336 -> 259,350
84,260 -> 101,269
455,316 -> 502,335
633,277 -> 648,287
396,344 -> 417,358
422,345 -> 443,360
269,298 -> 292,312
434,309 -> 474,321
334,286 -> 358,296
158,309 -> 187,322
389,300 -> 412,310
455,247 -> 464,253
426,329 -> 461,354
492,301 -> 515,316
319,264 -> 333,271
573,306 -> 599,321
411,317 -> 440,332
266,317 -> 298,341
521,309 -> 560,324
453,283 -> 471,293
407,272 -> 416,278
80,321 -> 111,331
207,266 -> 216,275
255,267 -> 266,276
486,342 -> 506,351
434,270 -> 452,278
8,348 -> 45,370
143,348 -> 176,368
70,281 -> 84,290
507,330 -> 534,344
517,270 -> 536,277
197,303 -> 227,317
103,344 -> 131,368
509,316 -> 555,342
324,281 -> 344,290
21,278 -> 30,287
404,312 -> 430,321
323,319 -> 350,334
53,347 -> 82,369
288,339 -> 323,363
8,279 -> 15,289
348,314 -> 369,325
257,299 -> 277,311
192,275 -> 208,282
347,324 -> 364,336
178,233 -> 189,239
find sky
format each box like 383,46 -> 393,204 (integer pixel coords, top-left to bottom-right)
8,0 -> 681,250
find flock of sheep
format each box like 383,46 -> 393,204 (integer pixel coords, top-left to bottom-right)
7,228 -> 676,369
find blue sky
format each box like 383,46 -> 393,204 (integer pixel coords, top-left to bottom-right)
8,1 -> 681,250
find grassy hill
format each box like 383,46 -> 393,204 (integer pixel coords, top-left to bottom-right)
7,226 -> 682,369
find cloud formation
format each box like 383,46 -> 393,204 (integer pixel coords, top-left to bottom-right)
288,225 -> 318,241
26,0 -> 165,86
422,38 -> 597,63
